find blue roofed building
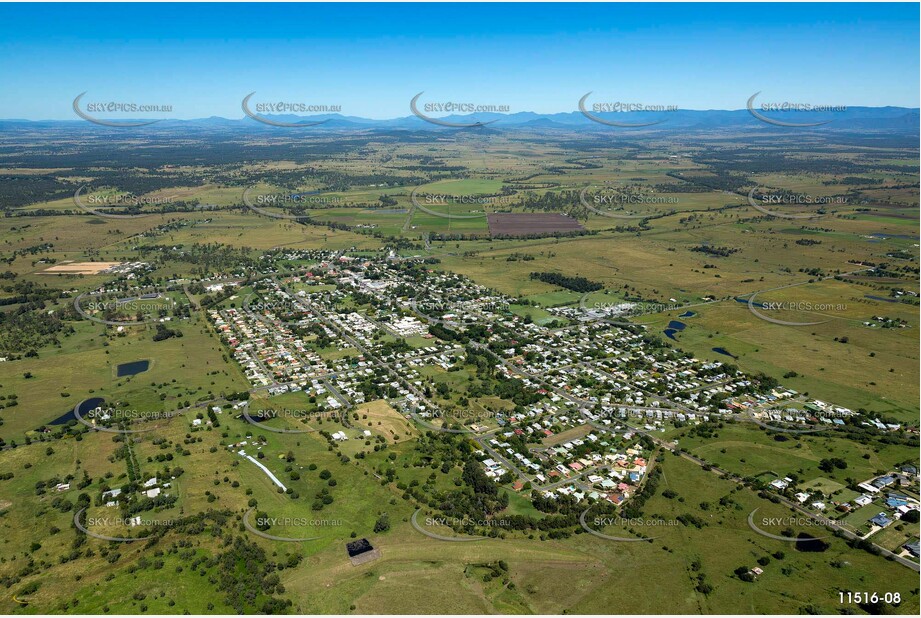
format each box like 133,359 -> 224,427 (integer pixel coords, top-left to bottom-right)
886,495 -> 909,508
871,475 -> 896,490
904,540 -> 920,557
869,513 -> 893,528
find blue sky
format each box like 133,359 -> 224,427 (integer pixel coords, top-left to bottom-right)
0,2 -> 917,119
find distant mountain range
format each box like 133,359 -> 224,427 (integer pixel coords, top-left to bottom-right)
2,107 -> 918,133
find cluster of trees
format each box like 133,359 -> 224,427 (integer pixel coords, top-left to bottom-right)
211,536 -> 293,614
491,229 -> 596,241
293,322 -> 332,348
355,372 -> 403,403
1,174 -> 74,211
141,242 -> 260,277
517,190 -> 581,214
505,253 -> 536,262
529,271 -> 603,292
462,348 -> 543,408
0,303 -> 71,358
665,170 -> 752,194
125,493 -> 178,516
435,459 -> 509,522
818,457 -> 848,473
690,245 -> 740,258
546,158 -> 603,173
153,323 -> 183,342
824,176 -> 883,186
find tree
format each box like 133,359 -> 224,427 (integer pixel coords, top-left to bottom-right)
373,513 -> 390,533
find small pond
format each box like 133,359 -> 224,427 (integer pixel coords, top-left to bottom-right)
117,360 -> 150,377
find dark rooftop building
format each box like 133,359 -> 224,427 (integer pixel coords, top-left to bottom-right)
346,538 -> 374,558
346,538 -> 381,566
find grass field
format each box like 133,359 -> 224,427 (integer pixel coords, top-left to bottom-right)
0,312 -> 249,440
351,399 -> 417,444
674,422 -> 915,484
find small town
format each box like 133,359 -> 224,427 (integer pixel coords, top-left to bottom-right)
186,251 -> 918,551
